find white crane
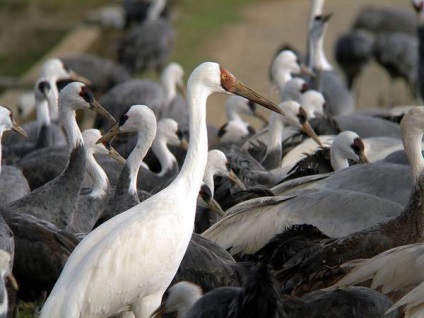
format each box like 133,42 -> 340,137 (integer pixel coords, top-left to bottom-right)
40,62 -> 282,318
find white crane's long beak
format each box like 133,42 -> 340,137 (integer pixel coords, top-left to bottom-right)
97,123 -> 120,144
12,121 -> 28,137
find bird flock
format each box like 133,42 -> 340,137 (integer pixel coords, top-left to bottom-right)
0,0 -> 424,317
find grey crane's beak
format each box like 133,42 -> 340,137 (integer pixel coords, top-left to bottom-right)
228,170 -> 246,190
206,197 -> 226,218
180,137 -> 189,150
90,99 -> 116,124
12,120 -> 28,138
7,272 -> 18,290
359,151 -> 369,164
178,81 -> 187,99
96,123 -> 120,144
300,63 -> 316,77
150,303 -> 166,318
302,121 -> 323,147
108,146 -> 126,165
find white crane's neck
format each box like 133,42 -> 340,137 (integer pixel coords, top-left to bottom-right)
36,98 -> 51,127
85,151 -> 109,198
128,130 -> 156,194
151,137 -> 177,176
60,108 -> 83,152
46,77 -> 59,121
267,112 -> 284,151
274,71 -> 292,96
202,169 -> 215,197
171,81 -> 208,197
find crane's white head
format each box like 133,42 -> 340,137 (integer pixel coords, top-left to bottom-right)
58,82 -> 115,122
206,149 -> 245,190
299,90 -> 325,118
97,104 -> 157,145
281,77 -> 309,102
0,105 -> 27,137
331,131 -> 368,170
151,281 -> 202,317
156,118 -> 187,148
34,78 -> 52,103
40,58 -> 91,84
278,100 -> 322,146
188,62 -> 283,115
272,50 -> 302,75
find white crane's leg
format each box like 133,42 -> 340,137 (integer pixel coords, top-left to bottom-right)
132,292 -> 164,318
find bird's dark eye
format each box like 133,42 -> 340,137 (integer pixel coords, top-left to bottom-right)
102,140 -> 112,150
38,81 -> 51,93
248,100 -> 256,113
79,86 -> 94,103
225,161 -> 231,172
176,129 -> 183,140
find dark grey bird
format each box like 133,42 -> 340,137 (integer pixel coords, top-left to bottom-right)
2,82 -> 115,229
117,0 -> 174,75
152,264 -> 284,318
0,105 -> 30,204
122,0 -> 169,29
334,29 -> 375,90
274,107 -> 424,295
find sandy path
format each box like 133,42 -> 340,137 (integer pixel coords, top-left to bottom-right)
202,0 -> 414,128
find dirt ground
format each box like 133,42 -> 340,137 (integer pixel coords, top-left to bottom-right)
203,0 -> 416,128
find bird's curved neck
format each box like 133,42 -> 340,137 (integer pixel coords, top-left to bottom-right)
127,130 -> 156,194
330,146 -> 350,171
404,127 -> 424,180
202,170 -> 215,197
151,138 -> 177,176
36,98 -> 51,127
47,77 -> 59,121
162,74 -> 177,103
60,108 -> 83,152
267,113 -> 284,150
309,29 -> 332,72
171,82 -> 208,197
85,152 -> 109,198
226,107 -> 243,122
273,72 -> 292,96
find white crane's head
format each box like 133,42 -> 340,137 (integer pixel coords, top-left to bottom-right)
299,90 -> 325,118
40,58 -> 91,84
82,129 -> 125,164
412,0 -> 424,23
0,105 -> 27,137
97,104 -> 157,145
162,62 -> 186,96
151,281 -> 202,318
58,82 -> 116,122
331,131 -> 368,164
279,100 -> 322,147
189,62 -> 283,116
34,78 -> 52,103
309,13 -> 333,40
156,118 -> 188,149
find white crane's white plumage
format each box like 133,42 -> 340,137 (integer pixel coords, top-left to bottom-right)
40,62 -> 282,318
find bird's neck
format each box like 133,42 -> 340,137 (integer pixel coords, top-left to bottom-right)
226,108 -> 243,122
171,82 -> 208,197
127,130 -> 156,194
273,72 -> 292,96
47,77 -> 59,121
202,170 -> 215,197
162,74 -> 177,103
151,138 -> 177,176
309,32 -> 333,72
403,127 -> 424,180
0,132 -> 3,175
330,146 -> 350,171
60,108 -> 83,152
267,113 -> 284,150
147,0 -> 166,21
36,98 -> 51,127
85,152 -> 109,198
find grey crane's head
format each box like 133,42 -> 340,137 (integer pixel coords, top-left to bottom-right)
331,131 -> 369,165
151,281 -> 202,317
97,104 -> 157,145
58,82 -> 115,123
0,105 -> 27,138
189,62 -> 283,116
309,13 -> 333,40
299,90 -> 325,119
279,100 -> 323,147
82,129 -> 125,164
34,78 -> 52,102
156,118 -> 188,149
40,58 -> 91,84
271,50 -> 315,80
